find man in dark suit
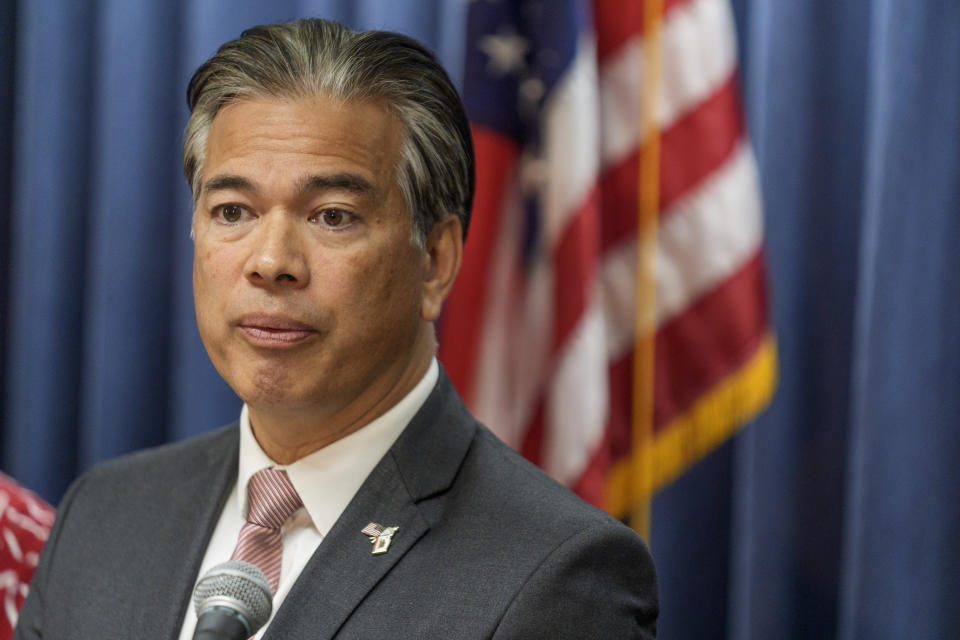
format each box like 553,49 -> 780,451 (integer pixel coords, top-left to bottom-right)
15,18 -> 657,639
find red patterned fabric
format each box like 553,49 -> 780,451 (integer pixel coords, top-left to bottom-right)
0,473 -> 54,639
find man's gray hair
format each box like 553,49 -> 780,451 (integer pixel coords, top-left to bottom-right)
183,18 -> 474,245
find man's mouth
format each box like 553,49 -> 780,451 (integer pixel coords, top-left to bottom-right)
237,314 -> 317,346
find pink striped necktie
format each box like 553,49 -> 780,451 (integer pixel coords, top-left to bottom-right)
230,468 -> 303,594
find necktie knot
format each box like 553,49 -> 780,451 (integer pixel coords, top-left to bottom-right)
245,468 -> 303,529
231,468 -> 303,594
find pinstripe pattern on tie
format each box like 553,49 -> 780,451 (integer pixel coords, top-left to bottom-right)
231,468 -> 303,594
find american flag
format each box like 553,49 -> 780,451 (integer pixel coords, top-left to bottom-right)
440,0 -> 776,527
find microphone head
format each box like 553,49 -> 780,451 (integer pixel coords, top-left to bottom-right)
193,560 -> 272,635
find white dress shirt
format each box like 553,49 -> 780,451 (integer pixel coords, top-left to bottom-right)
178,359 -> 438,640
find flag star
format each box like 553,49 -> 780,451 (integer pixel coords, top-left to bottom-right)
519,77 -> 545,104
479,28 -> 530,77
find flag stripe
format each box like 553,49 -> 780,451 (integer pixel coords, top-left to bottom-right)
659,73 -> 745,213
598,0 -> 739,169
558,0 -> 744,254
570,350 -> 636,506
533,177 -> 769,480
440,126 -> 519,397
653,249 -> 770,429
594,0 -> 692,62
540,33 -> 601,249
552,78 -> 753,369
472,190 -> 537,450
545,300 -> 610,482
601,142 -> 764,360
654,141 -> 763,326
556,244 -> 770,494
552,188 -> 602,353
599,73 -> 746,253
520,398 -> 546,466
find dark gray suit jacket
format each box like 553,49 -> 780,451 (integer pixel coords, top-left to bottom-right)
15,371 -> 657,638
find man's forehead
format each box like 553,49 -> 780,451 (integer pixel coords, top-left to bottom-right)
202,94 -> 404,189
208,93 -> 402,144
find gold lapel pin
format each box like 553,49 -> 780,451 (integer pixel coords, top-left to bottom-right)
361,522 -> 399,555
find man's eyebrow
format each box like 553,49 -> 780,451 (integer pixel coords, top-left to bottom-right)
200,173 -> 377,198
202,175 -> 256,195
296,173 -> 377,197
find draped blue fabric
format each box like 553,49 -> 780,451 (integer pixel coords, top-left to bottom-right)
1,1 -> 958,637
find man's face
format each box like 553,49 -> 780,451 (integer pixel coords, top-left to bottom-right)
192,94 -> 432,432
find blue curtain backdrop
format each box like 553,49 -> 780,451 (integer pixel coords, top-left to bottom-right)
1,1 -> 958,638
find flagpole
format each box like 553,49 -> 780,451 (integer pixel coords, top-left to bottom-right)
631,0 -> 666,541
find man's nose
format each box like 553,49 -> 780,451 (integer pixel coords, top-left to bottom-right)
245,214 -> 310,288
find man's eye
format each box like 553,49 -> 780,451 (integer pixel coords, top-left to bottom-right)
216,204 -> 247,223
318,209 -> 352,227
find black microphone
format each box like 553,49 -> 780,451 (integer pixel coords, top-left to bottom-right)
192,560 -> 273,640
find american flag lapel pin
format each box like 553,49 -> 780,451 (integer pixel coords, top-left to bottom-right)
362,522 -> 399,555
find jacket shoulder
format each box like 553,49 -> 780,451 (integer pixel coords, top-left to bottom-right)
73,423 -> 238,491
462,424 -> 628,531
379,420 -> 659,637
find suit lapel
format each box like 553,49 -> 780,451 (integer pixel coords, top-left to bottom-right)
266,454 -> 429,639
153,426 -> 239,638
265,370 -> 477,638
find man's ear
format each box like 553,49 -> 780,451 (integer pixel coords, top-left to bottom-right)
421,215 -> 463,322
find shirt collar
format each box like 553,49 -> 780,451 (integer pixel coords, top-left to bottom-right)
235,358 -> 439,537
